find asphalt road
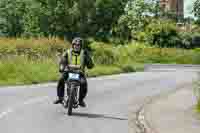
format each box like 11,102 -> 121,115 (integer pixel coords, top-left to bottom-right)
0,65 -> 199,133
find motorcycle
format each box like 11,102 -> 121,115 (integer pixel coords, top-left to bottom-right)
62,68 -> 83,116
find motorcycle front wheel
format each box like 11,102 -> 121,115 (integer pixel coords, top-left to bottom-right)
67,84 -> 75,116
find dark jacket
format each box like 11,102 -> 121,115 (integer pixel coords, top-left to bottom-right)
59,48 -> 94,73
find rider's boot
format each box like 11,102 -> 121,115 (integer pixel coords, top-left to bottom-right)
79,99 -> 86,107
53,97 -> 63,104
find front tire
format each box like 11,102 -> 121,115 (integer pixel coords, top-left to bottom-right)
68,84 -> 75,116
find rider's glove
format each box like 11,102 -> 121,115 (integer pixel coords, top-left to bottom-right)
59,64 -> 65,73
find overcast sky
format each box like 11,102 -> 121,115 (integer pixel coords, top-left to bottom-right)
184,0 -> 196,17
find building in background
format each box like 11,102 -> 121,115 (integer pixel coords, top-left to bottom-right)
160,0 -> 170,11
160,0 -> 184,20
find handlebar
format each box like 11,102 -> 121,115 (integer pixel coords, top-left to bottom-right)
63,66 -> 84,75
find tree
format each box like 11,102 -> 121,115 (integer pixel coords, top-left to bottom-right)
23,0 -> 96,38
0,0 -> 129,39
90,0 -> 128,39
0,0 -> 27,37
194,0 -> 200,18
22,1 -> 44,37
116,0 -> 160,39
145,19 -> 180,48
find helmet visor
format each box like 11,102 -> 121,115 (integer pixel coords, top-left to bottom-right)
73,42 -> 81,52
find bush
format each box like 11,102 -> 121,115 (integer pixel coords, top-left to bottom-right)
192,33 -> 200,48
135,32 -> 148,42
143,20 -> 200,49
145,20 -> 180,48
91,42 -> 116,65
179,32 -> 192,48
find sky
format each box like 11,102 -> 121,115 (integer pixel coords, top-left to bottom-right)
184,0 -> 196,17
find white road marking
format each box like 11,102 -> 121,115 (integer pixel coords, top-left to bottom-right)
0,96 -> 49,119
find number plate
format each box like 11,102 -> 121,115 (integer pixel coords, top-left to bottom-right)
68,73 -> 80,80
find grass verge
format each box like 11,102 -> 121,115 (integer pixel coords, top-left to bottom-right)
0,37 -> 200,86
0,56 -> 144,86
194,77 -> 200,113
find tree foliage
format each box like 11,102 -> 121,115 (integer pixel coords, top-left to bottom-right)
0,0 -> 128,39
194,0 -> 200,18
116,0 -> 160,39
0,0 -> 27,36
145,19 -> 180,47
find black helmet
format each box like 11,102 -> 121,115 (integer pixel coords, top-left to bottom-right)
72,37 -> 83,52
72,37 -> 83,47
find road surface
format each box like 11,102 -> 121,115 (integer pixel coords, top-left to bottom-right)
0,65 -> 199,133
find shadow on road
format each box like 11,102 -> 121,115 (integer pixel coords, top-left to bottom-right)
71,112 -> 127,121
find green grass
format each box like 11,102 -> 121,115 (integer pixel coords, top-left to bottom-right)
0,57 -> 144,86
0,57 -> 59,85
88,65 -> 122,77
88,63 -> 144,77
194,78 -> 200,113
0,37 -> 200,86
91,42 -> 200,65
197,102 -> 200,113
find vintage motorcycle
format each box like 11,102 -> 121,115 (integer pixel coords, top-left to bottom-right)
62,68 -> 83,116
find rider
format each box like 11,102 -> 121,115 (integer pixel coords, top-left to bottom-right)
54,37 -> 94,107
